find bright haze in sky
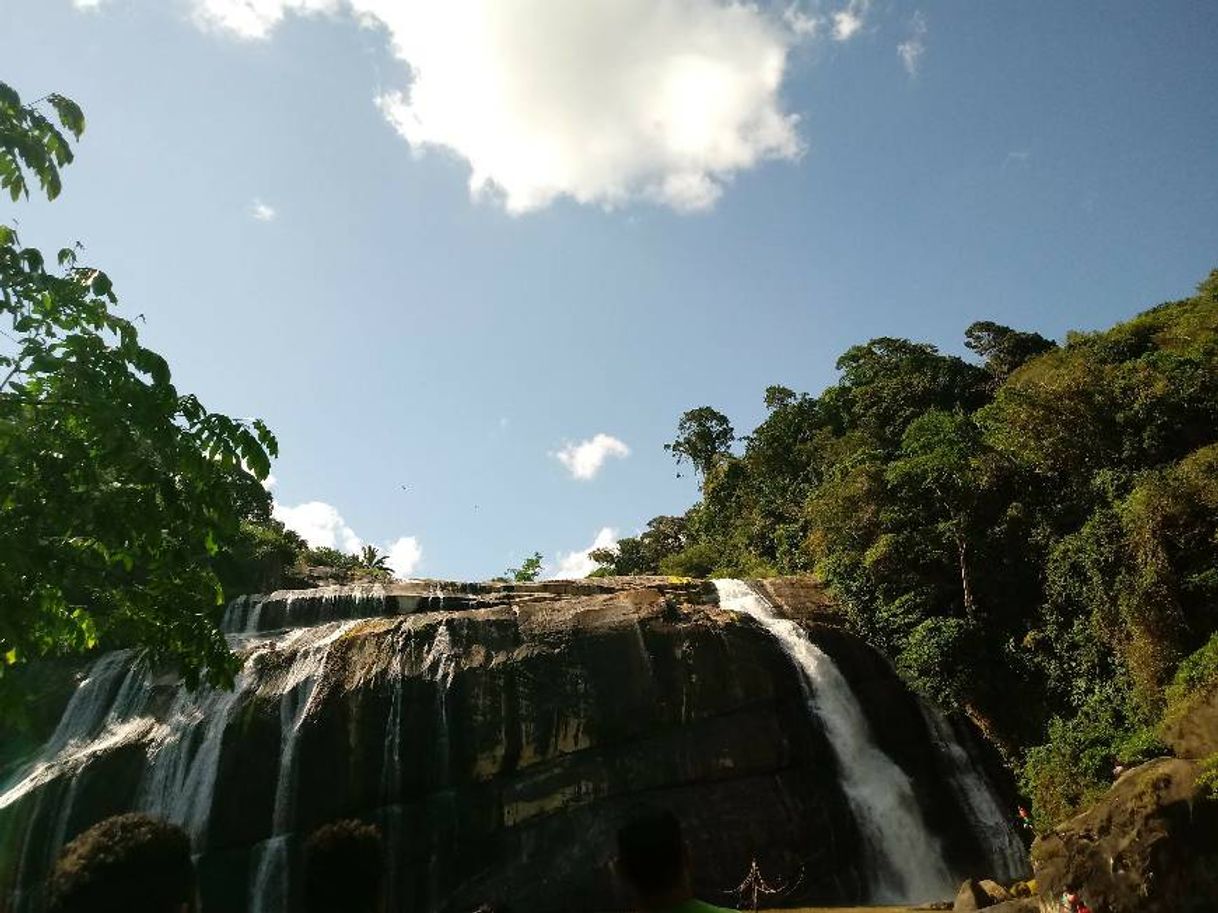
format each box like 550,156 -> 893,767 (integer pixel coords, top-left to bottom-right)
2,1 -> 1216,579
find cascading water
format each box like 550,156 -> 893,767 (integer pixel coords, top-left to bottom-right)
713,579 -> 955,903
920,706 -> 1028,880
0,653 -> 151,813
249,619 -> 363,913
138,649 -> 270,843
422,621 -> 458,789
4,578 -> 1025,912
1,593 -> 371,913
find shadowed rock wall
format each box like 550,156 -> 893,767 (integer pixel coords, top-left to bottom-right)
0,577 -> 1019,912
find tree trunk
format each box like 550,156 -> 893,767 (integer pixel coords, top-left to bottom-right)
955,527 -> 978,619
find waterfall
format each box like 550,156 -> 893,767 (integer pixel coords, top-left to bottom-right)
221,594 -> 267,635
138,642 -> 273,843
0,652 -> 149,812
380,627 -> 408,803
37,651 -> 132,758
249,620 -> 361,913
1,650 -> 150,913
423,621 -> 458,789
713,579 -> 954,904
921,706 -> 1028,881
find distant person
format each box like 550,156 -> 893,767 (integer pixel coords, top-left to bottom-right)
47,813 -> 196,913
615,807 -> 737,913
303,819 -> 385,913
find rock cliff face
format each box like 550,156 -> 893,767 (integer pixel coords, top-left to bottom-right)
0,577 -> 1024,912
1032,684 -> 1218,913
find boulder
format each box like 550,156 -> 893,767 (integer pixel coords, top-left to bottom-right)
1161,682 -> 1218,759
1032,756 -> 1218,913
978,878 -> 1011,903
954,878 -> 991,911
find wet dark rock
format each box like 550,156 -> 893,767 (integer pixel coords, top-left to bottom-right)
1,577 -> 1018,912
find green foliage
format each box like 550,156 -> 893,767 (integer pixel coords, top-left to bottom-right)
1197,752 -> 1218,803
1167,632 -> 1218,701
828,337 -> 988,446
0,84 -> 277,699
658,542 -> 721,578
665,406 -> 734,479
357,544 -> 392,573
0,81 -> 85,202
632,268 -> 1218,825
506,552 -> 543,583
213,520 -> 307,596
591,515 -> 691,576
305,546 -> 359,571
1162,632 -> 1218,730
896,616 -> 979,709
964,320 -> 1057,383
1021,683 -> 1165,829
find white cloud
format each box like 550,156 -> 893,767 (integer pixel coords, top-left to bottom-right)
72,0 -> 106,9
554,433 -> 630,481
550,527 -> 617,579
783,3 -> 821,39
192,0 -> 341,40
385,536 -> 423,577
897,11 -> 927,77
250,198 -> 277,221
174,0 -> 806,213
273,500 -> 362,552
272,497 -> 422,577
832,0 -> 869,41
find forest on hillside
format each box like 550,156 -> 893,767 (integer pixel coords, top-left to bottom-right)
590,275 -> 1218,826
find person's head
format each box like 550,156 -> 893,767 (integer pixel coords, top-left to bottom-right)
303,819 -> 384,913
48,813 -> 196,913
615,807 -> 692,908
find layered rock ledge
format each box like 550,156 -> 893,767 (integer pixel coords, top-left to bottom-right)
1,577 -> 1017,913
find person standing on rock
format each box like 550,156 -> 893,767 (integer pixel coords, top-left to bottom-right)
615,807 -> 737,913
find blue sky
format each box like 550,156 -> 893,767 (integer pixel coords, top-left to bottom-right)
3,0 -> 1216,580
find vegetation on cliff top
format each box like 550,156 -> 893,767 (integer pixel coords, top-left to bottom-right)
594,270 -> 1218,826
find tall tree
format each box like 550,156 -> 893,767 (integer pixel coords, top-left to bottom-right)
964,320 -> 1057,382
1,82 -> 276,697
665,406 -> 734,480
886,410 -> 986,619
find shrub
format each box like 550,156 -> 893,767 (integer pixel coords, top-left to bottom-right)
1197,752 -> 1218,802
1161,632 -> 1218,729
1022,682 -> 1164,828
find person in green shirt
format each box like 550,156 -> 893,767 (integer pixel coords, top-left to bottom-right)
614,807 -> 738,913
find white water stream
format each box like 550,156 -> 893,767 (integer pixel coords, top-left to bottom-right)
248,619 -> 362,913
5,582 -> 1024,911
921,706 -> 1027,881
713,579 -> 955,903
